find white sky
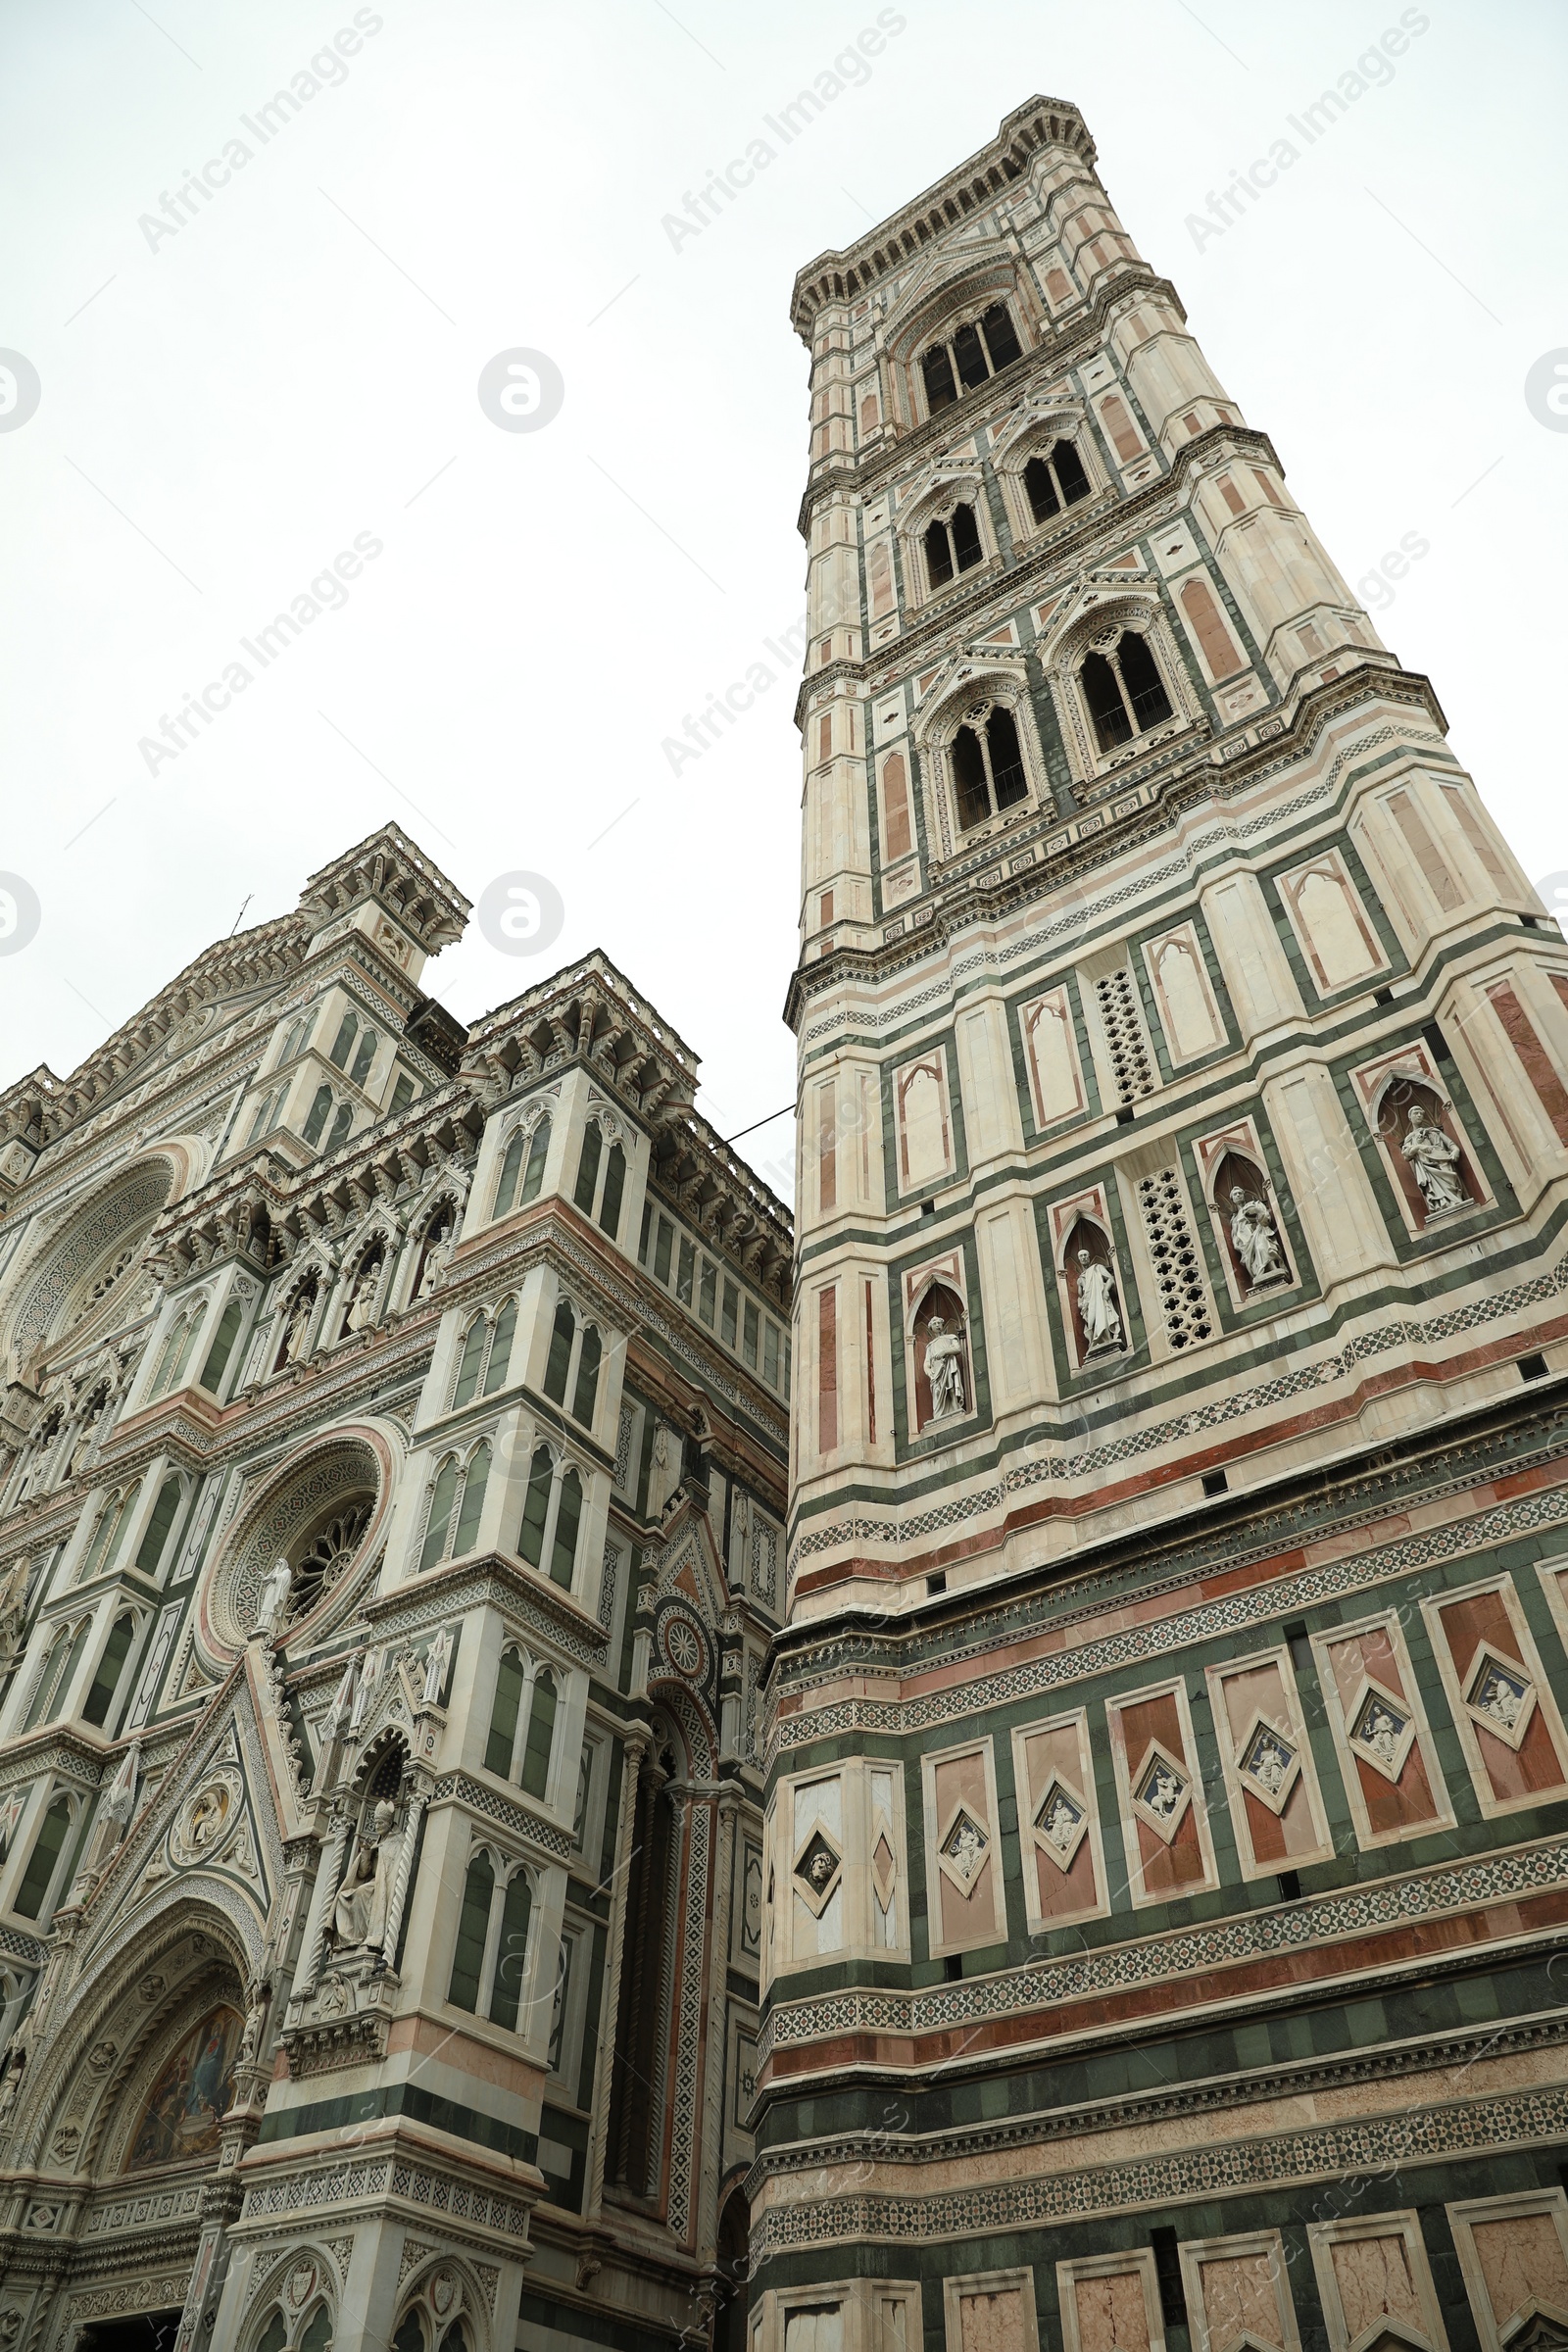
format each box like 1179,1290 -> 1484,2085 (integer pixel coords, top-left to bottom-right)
2,0 -> 1564,1208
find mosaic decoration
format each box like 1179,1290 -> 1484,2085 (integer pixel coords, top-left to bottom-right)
126,2004 -> 242,2168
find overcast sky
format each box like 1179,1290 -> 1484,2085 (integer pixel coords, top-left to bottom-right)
2,0 -> 1564,1205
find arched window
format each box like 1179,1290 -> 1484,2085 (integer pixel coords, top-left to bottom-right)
326,1102 -> 354,1154
573,1121 -> 603,1214
151,1311 -> 199,1397
452,1316 -> 489,1409
488,1871 -> 533,2032
245,1092 -> 278,1145
14,1792 -> 73,1919
303,1085 -> 333,1148
198,1297 -> 246,1395
451,1441 -> 491,1556
448,1850 -> 494,2010
599,1143 -> 626,1240
520,1668 -> 557,1798
79,1490 -> 135,1584
349,1027 -> 379,1087
82,1611 -> 135,1729
494,1115 -> 552,1219
449,1848 -> 534,2030
255,2313 -> 288,2352
392,2318 -> 425,2352
133,1473 -> 183,1573
485,1648 -> 526,1775
551,1470 -> 582,1590
517,1447 -> 555,1570
22,1625 -> 74,1732
494,1128 -> 525,1218
482,1299 -> 516,1394
920,301 -> 1023,413
1024,438 -> 1091,522
923,504 -> 982,591
299,2311 -> 332,2352
544,1300 -> 575,1403
1080,630 -> 1174,753
952,706 -> 1028,831
328,1009 -> 358,1067
570,1327 -> 601,1428
417,1458 -> 462,1574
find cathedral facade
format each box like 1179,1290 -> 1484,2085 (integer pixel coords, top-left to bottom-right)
6,84 -> 1568,2352
0,834 -> 789,2352
760,94 -> 1568,2352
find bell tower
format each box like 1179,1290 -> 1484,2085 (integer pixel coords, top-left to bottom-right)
758,95 -> 1568,2352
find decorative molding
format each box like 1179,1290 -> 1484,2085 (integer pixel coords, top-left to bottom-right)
772,1486 -> 1568,1758
751,2082 -> 1568,2254
761,1827 -> 1568,2060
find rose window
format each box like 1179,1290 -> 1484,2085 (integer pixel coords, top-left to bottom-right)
287,1499 -> 373,1621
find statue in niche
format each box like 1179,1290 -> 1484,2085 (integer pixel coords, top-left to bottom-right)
0,1560 -> 29,1669
332,1798 -> 399,1950
1075,1249 -> 1124,1356
344,1254 -> 382,1333
236,1977 -> 271,2069
1400,1104 -> 1468,1216
1228,1186 -> 1289,1287
416,1223 -> 455,1298
280,1289 -> 316,1363
923,1316 -> 967,1420
251,1557 -> 292,1642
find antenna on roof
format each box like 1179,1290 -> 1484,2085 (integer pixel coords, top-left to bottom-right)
227,895 -> 253,938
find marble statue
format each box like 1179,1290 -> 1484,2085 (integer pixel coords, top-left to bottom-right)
1228,1187 -> 1288,1286
1076,1250 -> 1123,1354
1400,1104 -> 1468,1214
416,1229 -> 454,1298
923,1317 -> 966,1418
252,1557 -> 292,1641
281,1290 -> 315,1362
332,1799 -> 398,1949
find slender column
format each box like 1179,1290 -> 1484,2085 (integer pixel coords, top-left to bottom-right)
292,1805 -> 352,1999
696,1786 -> 741,2266
378,1781 -> 429,1967
584,1726 -> 650,2221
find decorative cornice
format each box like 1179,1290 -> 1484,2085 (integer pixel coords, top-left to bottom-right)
364,1550 -> 608,1666
790,96 -> 1098,337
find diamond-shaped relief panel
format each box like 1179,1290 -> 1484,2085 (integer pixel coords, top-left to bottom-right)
940,1810 -> 989,1885
1349,1689 -> 1414,1781
1467,1653 -> 1533,1740
794,1831 -> 841,1900
1240,1722 -> 1298,1802
1134,1753 -> 1189,1827
1034,1780 -> 1088,1864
